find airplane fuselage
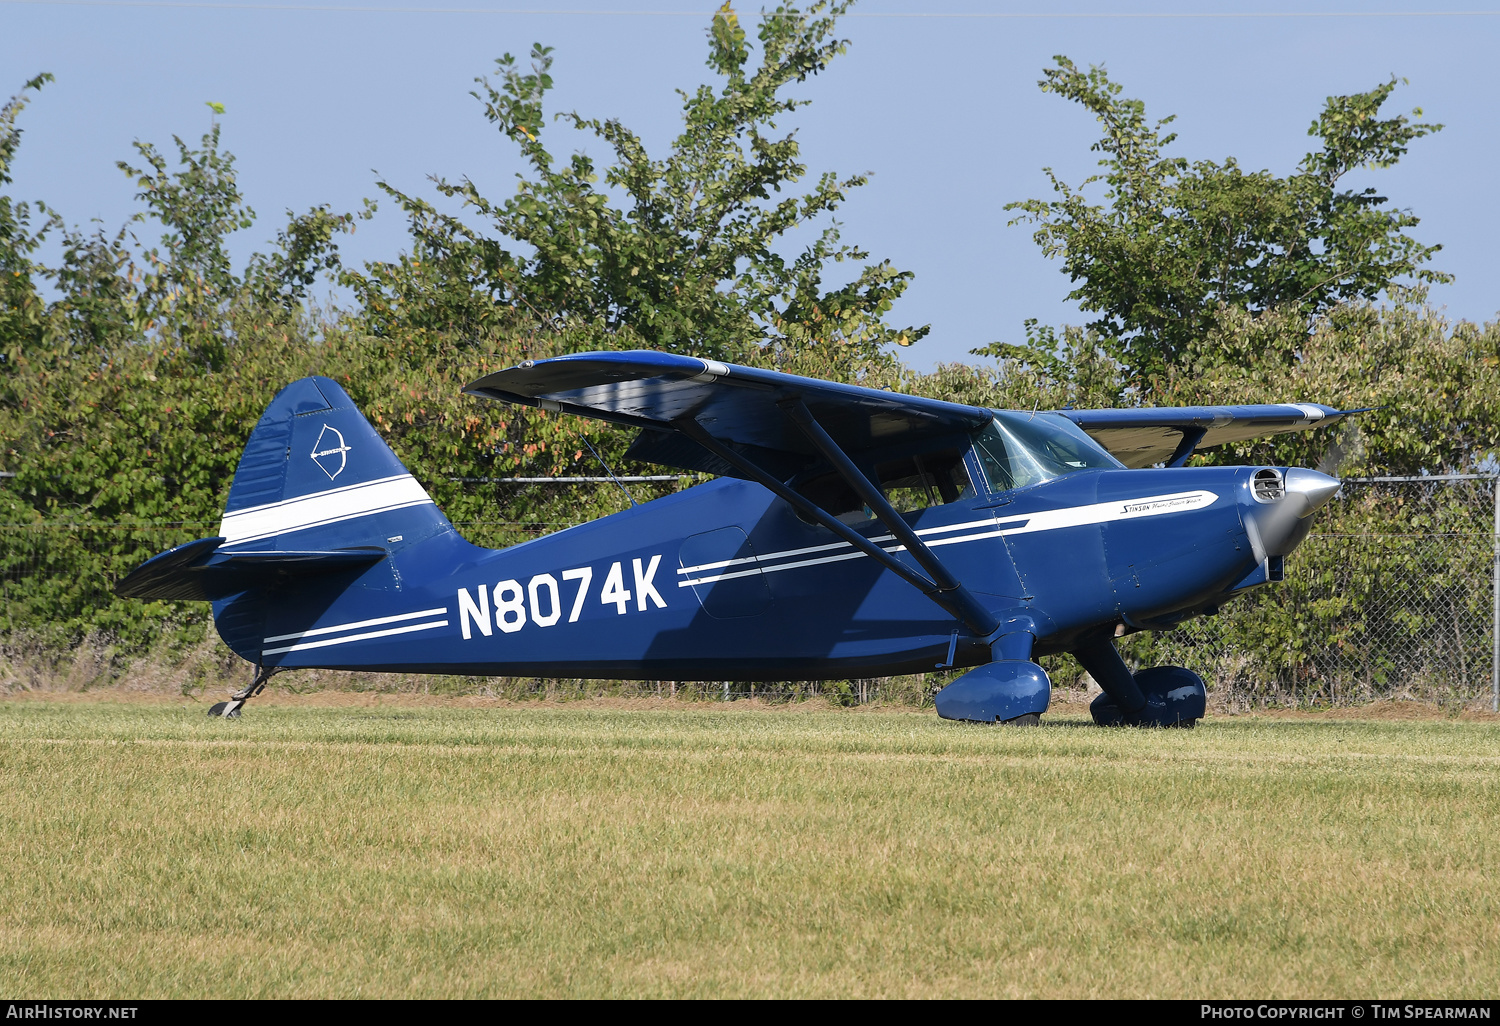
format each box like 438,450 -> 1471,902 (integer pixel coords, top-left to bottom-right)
223,463 -> 1286,680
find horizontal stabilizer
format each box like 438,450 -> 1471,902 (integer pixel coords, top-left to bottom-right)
115,536 -> 387,602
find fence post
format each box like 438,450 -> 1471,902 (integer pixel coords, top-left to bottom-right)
1493,478 -> 1499,713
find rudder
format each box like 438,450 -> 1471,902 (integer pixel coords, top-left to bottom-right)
218,376 -> 452,552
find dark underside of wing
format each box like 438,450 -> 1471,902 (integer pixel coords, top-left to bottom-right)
465,350 -> 1357,475
1059,404 -> 1358,468
465,350 -> 993,478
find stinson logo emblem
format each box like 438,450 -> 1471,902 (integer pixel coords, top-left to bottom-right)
311,424 -> 352,480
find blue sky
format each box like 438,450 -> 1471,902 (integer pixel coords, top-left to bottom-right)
4,0 -> 1497,369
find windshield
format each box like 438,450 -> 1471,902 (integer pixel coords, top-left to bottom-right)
971,412 -> 1122,493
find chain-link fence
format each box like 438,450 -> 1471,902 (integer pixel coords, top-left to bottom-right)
4,477 -> 1499,707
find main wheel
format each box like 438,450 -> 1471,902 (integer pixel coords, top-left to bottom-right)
1134,666 -> 1206,726
1091,666 -> 1206,727
1001,712 -> 1041,727
1089,692 -> 1128,726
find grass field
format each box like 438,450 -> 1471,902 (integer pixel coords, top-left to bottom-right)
0,695 -> 1497,998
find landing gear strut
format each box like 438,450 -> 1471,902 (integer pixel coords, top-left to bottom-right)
208,664 -> 280,719
1072,637 -> 1206,727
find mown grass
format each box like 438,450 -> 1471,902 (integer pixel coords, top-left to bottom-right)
0,697 -> 1496,998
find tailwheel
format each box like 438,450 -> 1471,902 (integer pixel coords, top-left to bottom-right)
208,664 -> 279,719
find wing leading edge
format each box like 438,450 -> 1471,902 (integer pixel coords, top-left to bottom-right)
465,350 -> 1356,472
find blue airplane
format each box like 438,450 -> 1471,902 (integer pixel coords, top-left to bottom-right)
116,351 -> 1348,725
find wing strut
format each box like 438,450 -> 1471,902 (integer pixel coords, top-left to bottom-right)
779,399 -> 1001,639
1165,427 -> 1207,468
673,417 -> 998,639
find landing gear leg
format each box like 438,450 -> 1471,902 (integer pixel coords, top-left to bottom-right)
209,664 -> 279,719
1072,637 -> 1208,727
1072,636 -> 1147,726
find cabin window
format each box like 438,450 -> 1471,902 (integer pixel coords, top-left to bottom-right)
797,473 -> 864,521
972,412 -> 1122,493
792,447 -> 974,523
873,448 -> 974,513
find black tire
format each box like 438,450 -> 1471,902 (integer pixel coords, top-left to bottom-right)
1089,693 -> 1126,726
1000,712 -> 1041,727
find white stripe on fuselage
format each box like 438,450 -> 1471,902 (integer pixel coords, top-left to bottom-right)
219,474 -> 434,545
263,606 -> 450,644
676,490 -> 1217,586
256,488 -> 1219,650
261,618 -> 450,656
993,490 -> 1216,537
675,517 -> 998,578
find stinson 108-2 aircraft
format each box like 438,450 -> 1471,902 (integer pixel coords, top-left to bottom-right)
117,351 -> 1349,726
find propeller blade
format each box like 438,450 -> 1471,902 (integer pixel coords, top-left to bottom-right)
1316,422 -> 1365,478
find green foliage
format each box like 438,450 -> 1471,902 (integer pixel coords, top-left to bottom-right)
115,123 -> 257,358
967,319 -> 1124,412
976,295 -> 1500,477
0,73 -> 59,407
351,2 -> 926,368
4,36 -> 1500,710
246,201 -> 369,310
1007,57 -> 1449,383
1153,299 -> 1500,475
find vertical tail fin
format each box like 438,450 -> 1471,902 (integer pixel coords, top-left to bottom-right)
208,376 -> 458,662
219,376 -> 453,551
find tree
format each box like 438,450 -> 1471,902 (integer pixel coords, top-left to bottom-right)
0,73 -> 58,405
351,2 -> 926,368
42,114 -> 358,360
1004,57 -> 1449,384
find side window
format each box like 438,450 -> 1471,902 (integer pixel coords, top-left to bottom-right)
797,472 -> 864,522
874,449 -> 974,513
791,448 -> 976,524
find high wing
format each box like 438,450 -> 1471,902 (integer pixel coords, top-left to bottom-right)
467,351 -> 1003,638
466,351 -> 1355,642
1058,403 -> 1361,469
465,350 -> 991,479
468,348 -> 1362,474
466,351 -> 1358,473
